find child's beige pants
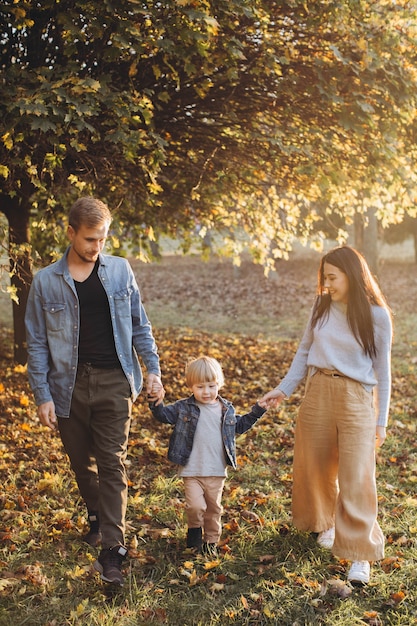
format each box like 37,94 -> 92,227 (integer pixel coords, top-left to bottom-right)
183,476 -> 225,543
292,369 -> 384,561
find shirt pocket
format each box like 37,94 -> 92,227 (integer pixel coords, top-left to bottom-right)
113,287 -> 132,318
42,302 -> 66,332
175,414 -> 191,435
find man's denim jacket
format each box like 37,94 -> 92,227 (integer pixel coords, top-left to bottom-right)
150,395 -> 266,469
25,248 -> 161,417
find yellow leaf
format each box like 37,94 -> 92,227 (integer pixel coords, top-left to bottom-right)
0,579 -> 16,591
128,62 -> 137,78
70,599 -> 89,618
66,565 -> 90,579
19,394 -> 30,406
263,607 -> 276,618
356,38 -> 368,51
204,559 -> 221,570
180,567 -> 193,579
241,595 -> 249,609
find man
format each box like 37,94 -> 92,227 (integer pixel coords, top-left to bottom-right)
25,196 -> 164,586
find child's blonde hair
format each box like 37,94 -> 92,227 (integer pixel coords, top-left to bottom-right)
185,356 -> 225,389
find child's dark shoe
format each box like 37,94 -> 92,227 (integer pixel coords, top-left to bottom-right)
186,527 -> 203,552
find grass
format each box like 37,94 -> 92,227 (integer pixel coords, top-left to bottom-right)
1,253 -> 417,626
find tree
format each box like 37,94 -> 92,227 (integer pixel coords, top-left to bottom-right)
1,0 -> 417,362
384,213 -> 417,263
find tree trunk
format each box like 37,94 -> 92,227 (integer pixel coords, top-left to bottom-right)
354,212 -> 364,253
354,208 -> 379,275
413,228 -> 417,264
2,195 -> 33,364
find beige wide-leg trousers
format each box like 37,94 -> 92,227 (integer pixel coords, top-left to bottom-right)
292,369 -> 384,561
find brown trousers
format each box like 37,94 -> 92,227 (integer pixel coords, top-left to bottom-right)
292,369 -> 384,561
58,364 -> 132,549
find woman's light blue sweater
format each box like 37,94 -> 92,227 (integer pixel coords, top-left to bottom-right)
278,301 -> 392,426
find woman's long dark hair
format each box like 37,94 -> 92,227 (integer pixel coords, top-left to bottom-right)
311,246 -> 391,357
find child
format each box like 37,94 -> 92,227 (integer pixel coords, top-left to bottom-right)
149,356 -> 267,553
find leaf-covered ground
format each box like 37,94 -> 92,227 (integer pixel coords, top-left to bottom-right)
1,254 -> 417,626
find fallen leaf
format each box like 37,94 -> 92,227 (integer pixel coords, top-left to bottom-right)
380,556 -> 402,572
203,559 -> 221,570
324,578 -> 352,599
240,510 -> 261,524
389,590 -> 406,605
363,610 -> 383,625
259,554 -> 275,563
0,578 -> 17,591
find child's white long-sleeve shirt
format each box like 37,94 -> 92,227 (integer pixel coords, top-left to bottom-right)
178,400 -> 227,477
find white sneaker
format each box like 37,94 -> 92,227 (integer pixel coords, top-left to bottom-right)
317,527 -> 335,549
347,560 -> 370,585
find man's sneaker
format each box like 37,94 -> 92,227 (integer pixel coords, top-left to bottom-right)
94,545 -> 128,585
84,528 -> 102,547
347,560 -> 370,585
317,527 -> 335,549
83,512 -> 102,547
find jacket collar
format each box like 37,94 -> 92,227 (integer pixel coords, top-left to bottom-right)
187,394 -> 232,409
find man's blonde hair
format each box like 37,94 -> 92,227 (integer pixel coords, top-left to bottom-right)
185,356 -> 225,389
68,196 -> 112,232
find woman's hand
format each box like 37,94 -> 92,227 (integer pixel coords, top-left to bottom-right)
375,425 -> 387,448
258,388 -> 286,409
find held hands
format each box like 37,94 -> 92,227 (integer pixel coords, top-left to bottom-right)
258,388 -> 287,409
147,374 -> 165,405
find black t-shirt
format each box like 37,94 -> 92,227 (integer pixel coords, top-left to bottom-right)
74,261 -> 120,368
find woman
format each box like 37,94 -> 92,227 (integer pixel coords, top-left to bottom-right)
260,245 -> 392,585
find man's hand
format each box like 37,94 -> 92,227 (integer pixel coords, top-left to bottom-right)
146,374 -> 165,405
37,401 -> 57,430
